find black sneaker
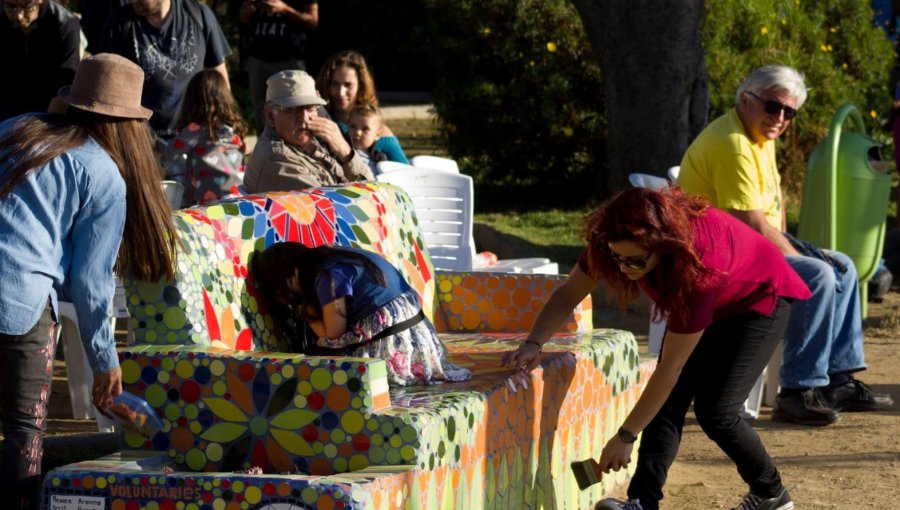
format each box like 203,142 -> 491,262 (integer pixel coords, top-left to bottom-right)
821,377 -> 893,412
595,499 -> 643,510
732,489 -> 794,510
772,388 -> 838,426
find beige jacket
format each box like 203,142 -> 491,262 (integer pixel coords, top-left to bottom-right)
244,128 -> 374,193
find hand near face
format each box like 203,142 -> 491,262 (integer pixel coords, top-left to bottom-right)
306,116 -> 352,161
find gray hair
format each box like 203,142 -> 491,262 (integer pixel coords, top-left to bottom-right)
735,65 -> 807,108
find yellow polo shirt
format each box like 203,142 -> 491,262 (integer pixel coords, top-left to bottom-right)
678,109 -> 784,230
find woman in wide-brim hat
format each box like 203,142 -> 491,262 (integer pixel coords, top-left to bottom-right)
0,53 -> 178,510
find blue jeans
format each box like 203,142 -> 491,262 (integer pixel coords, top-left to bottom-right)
0,301 -> 56,510
781,251 -> 866,388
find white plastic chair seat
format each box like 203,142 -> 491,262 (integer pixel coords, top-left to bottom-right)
628,173 -> 669,190
410,155 -> 460,174
479,258 -> 559,275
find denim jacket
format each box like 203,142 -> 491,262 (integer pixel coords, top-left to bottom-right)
0,115 -> 126,373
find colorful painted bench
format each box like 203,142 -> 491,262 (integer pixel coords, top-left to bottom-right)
42,182 -> 655,509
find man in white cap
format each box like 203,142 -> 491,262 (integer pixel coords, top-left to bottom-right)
244,69 -> 374,193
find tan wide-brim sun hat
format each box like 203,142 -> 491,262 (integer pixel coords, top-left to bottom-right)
266,70 -> 327,108
57,53 -> 153,120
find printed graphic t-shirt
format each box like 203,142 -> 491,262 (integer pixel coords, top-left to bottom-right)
100,0 -> 232,132
246,0 -> 316,62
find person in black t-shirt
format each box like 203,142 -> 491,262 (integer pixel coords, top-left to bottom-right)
77,0 -> 129,54
239,0 -> 317,132
99,0 -> 232,140
1,0 -> 80,120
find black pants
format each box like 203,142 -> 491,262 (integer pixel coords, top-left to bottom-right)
627,298 -> 792,509
0,302 -> 57,510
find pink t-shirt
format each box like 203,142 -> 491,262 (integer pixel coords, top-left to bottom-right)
578,208 -> 811,334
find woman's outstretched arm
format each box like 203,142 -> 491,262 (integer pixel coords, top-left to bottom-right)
598,328 -> 704,473
501,265 -> 599,371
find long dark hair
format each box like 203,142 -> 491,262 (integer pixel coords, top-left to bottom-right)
176,69 -> 248,139
0,110 -> 177,281
582,186 -> 722,325
251,243 -> 386,327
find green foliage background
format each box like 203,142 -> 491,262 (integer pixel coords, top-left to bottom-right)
421,0 -> 604,201
703,0 -> 895,200
420,0 -> 895,203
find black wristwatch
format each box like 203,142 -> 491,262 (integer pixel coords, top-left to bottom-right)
618,427 -> 638,444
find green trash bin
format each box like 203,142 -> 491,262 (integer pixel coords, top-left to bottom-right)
797,104 -> 892,317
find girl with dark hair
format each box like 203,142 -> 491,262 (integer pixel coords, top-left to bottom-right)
251,242 -> 470,386
502,187 -> 809,510
316,50 -> 409,164
164,69 -> 248,207
0,53 -> 177,509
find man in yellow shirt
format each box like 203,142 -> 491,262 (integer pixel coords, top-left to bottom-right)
679,65 -> 891,427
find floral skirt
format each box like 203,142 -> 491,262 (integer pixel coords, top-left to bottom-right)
316,290 -> 471,386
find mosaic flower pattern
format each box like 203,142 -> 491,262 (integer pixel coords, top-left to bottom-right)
45,332 -> 654,510
125,183 -> 435,351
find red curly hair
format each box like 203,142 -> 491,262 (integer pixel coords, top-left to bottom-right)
582,186 -> 722,325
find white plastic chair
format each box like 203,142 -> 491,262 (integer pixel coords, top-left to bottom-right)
56,299 -> 121,431
667,165 -> 681,182
628,173 -> 669,190
375,161 -> 414,175
378,168 -> 474,271
161,179 -> 185,210
410,155 -> 460,174
377,168 -> 558,274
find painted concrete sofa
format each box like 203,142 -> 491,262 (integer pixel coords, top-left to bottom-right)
41,182 -> 655,510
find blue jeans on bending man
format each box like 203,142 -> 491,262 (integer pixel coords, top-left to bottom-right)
772,251 -> 893,426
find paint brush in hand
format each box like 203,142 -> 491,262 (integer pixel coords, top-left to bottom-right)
570,457 -> 603,490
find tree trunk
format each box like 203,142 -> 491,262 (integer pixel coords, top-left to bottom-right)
571,0 -> 708,196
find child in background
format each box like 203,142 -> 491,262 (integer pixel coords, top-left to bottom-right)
347,104 -> 387,175
164,70 -> 248,207
251,242 -> 471,387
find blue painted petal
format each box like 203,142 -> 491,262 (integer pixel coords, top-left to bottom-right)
239,201 -> 257,216
254,213 -> 268,237
252,368 -> 270,414
336,218 -> 355,240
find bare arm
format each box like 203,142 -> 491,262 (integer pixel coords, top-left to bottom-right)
501,264 -> 599,371
727,208 -> 800,256
319,297 -> 348,339
258,0 -> 318,27
599,328 -> 704,472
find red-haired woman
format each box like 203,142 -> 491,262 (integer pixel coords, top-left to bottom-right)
502,187 -> 809,510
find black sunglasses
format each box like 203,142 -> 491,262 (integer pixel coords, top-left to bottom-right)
746,91 -> 797,120
607,249 -> 653,271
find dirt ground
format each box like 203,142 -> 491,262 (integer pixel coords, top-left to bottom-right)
38,290 -> 900,509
